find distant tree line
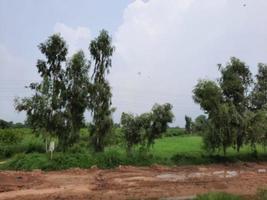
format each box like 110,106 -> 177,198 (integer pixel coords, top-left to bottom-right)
0,119 -> 26,129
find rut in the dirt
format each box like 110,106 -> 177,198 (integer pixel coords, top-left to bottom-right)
0,162 -> 267,200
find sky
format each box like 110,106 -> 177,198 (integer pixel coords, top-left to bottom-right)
0,0 -> 267,127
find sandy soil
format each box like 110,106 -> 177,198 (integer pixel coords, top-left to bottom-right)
0,162 -> 267,200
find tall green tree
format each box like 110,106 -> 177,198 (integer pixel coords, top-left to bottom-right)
64,51 -> 91,146
219,57 -> 252,151
219,57 -> 252,112
15,34 -> 68,151
89,30 -> 115,152
193,58 -> 255,154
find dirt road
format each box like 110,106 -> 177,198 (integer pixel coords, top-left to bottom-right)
0,162 -> 267,200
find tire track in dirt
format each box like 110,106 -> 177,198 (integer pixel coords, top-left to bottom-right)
0,162 -> 267,200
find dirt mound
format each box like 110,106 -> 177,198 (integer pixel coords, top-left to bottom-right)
0,162 -> 267,200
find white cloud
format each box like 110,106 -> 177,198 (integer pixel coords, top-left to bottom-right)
54,23 -> 91,56
110,0 -> 267,126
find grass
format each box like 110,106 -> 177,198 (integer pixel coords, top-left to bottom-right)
0,128 -> 267,170
195,192 -> 241,200
151,135 -> 202,158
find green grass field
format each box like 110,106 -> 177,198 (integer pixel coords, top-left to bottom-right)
0,128 -> 267,170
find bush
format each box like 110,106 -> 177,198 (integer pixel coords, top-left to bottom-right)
44,153 -> 95,170
195,192 -> 241,200
20,135 -> 45,154
0,131 -> 45,159
95,149 -> 124,168
67,142 -> 89,154
1,153 -> 95,171
0,129 -> 22,145
1,153 -> 49,170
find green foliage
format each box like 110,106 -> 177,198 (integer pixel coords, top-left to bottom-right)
0,129 -> 45,158
120,103 -> 174,152
0,129 -> 22,145
64,51 -> 91,147
121,112 -> 144,153
193,115 -> 208,133
15,34 -> 68,151
89,30 -> 115,152
2,153 -> 49,170
148,103 -> 174,146
1,135 -> 267,170
195,192 -> 241,200
185,115 -> 193,133
193,79 -> 222,114
192,57 -> 266,155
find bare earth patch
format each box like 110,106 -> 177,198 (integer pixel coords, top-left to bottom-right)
0,162 -> 267,200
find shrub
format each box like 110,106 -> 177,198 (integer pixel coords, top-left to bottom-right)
1,153 -> 95,171
44,153 -> 94,170
95,149 -> 124,168
0,129 -> 22,145
1,153 -> 49,170
67,142 -> 88,154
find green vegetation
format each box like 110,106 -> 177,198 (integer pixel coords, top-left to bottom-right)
120,103 -> 174,154
194,189 -> 267,200
195,192 -> 241,200
193,58 -> 267,155
1,129 -> 267,170
0,33 -> 267,171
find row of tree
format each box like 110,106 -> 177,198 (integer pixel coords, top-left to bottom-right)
15,30 -> 174,153
16,30 -> 115,152
0,119 -> 26,129
14,31 -> 267,155
193,57 -> 267,155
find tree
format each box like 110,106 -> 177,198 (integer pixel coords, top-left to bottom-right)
89,30 -> 115,152
251,63 -> 267,110
219,57 -> 252,112
121,103 -> 174,152
193,115 -> 208,133
193,78 -> 242,155
15,34 -> 68,151
120,113 -> 143,154
64,51 -> 91,146
219,57 -> 253,151
146,103 -> 174,148
184,115 -> 193,134
193,58 -> 254,155
192,80 -> 223,116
